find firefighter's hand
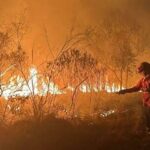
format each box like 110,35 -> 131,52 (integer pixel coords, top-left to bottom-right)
146,88 -> 150,93
117,89 -> 127,95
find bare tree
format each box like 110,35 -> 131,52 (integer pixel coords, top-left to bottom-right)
87,10 -> 147,89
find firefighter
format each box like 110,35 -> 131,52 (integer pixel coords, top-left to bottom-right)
118,62 -> 150,133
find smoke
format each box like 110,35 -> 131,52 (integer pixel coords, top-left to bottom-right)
0,0 -> 149,64
0,0 -> 149,37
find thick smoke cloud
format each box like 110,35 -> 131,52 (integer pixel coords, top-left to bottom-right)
0,0 -> 149,64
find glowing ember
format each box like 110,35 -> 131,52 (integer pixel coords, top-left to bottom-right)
100,109 -> 116,117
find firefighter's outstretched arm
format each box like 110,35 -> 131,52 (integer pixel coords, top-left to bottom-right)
118,86 -> 140,94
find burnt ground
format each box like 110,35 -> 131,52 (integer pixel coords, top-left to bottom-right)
0,114 -> 150,150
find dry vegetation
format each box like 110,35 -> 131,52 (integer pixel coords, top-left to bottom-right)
0,8 -> 149,150
0,93 -> 149,150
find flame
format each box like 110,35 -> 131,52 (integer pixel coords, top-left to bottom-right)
1,67 -> 123,99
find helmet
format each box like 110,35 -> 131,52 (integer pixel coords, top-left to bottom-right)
137,62 -> 150,73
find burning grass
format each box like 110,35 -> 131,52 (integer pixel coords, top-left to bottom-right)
0,92 -> 142,122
